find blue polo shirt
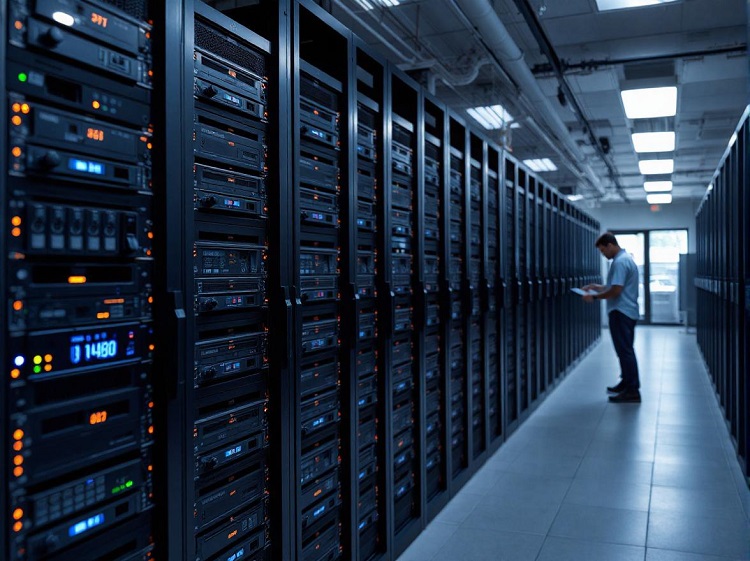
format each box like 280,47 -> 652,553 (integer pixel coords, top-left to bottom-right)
606,249 -> 640,320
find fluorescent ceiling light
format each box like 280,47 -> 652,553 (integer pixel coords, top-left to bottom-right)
567,194 -> 584,201
632,131 -> 675,153
467,104 -> 514,130
354,0 -> 398,8
621,86 -> 677,119
638,159 -> 674,175
644,180 -> 673,192
596,0 -> 679,12
523,158 -> 558,172
647,193 -> 672,204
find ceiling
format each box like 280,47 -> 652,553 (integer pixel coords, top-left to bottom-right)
324,0 -> 749,207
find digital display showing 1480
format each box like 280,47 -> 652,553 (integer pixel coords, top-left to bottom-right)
17,323 -> 151,377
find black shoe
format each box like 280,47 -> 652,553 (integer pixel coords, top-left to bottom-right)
608,389 -> 641,403
607,380 -> 626,393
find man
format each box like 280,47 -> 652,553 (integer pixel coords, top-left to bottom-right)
582,232 -> 641,403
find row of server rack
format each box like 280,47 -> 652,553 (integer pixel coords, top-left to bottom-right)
695,107 -> 749,483
0,1 -> 602,560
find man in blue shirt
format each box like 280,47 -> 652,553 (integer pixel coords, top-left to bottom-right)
582,232 -> 641,403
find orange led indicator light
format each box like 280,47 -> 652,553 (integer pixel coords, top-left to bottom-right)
13,301 -> 23,311
148,344 -> 155,351
11,147 -> 22,158
97,312 -> 110,319
148,296 -> 153,304
13,508 -> 23,521
11,227 -> 21,237
14,21 -> 23,30
91,12 -> 108,27
148,425 -> 154,434
11,116 -> 22,126
44,364 -> 52,372
147,232 -> 154,239
148,465 -> 153,472
227,530 -> 238,539
20,104 -> 30,114
13,455 -> 24,466
13,521 -> 22,532
13,442 -> 23,451
11,369 -> 20,379
92,100 -> 101,109
12,103 -> 21,113
13,429 -> 24,440
44,355 -> 52,362
11,216 -> 22,226
13,467 -> 23,477
103,298 -> 124,304
148,401 -> 154,408
68,276 -> 87,284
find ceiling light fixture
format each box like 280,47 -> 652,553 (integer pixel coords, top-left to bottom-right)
523,158 -> 558,172
354,0 -> 398,9
621,86 -> 677,119
567,194 -> 584,201
644,180 -> 673,192
467,104 -> 514,130
595,0 -> 679,12
638,159 -> 674,175
631,131 -> 675,153
646,193 -> 672,205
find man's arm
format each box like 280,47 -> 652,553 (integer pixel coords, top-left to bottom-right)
582,283 -> 605,291
583,285 -> 623,303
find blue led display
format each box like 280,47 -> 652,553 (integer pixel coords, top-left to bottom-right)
68,158 -> 105,175
68,513 -> 105,537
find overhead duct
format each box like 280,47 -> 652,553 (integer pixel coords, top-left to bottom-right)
449,0 -> 606,196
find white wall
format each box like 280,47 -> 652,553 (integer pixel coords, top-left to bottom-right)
586,199 -> 699,250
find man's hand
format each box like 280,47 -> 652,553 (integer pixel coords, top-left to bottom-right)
582,293 -> 596,303
583,284 -> 604,292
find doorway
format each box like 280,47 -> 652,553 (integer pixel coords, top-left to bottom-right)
612,229 -> 688,325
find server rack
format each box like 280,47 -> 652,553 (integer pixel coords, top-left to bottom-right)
352,40 -> 388,561
696,107 -> 749,482
486,145 -> 503,451
447,115 -> 471,488
386,67 -> 423,556
502,156 -> 519,433
3,0 -> 158,559
516,165 -> 530,417
422,95 -> 451,522
468,133 -> 486,462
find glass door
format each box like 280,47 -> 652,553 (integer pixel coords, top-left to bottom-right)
649,230 -> 688,324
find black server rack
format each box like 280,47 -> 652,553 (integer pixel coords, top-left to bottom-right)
696,108 -> 749,482
468,134 -> 485,461
447,116 -> 470,485
541,186 -> 554,393
423,96 -> 450,521
486,146 -> 502,448
502,157 -> 519,432
527,176 -> 539,404
188,5 -> 274,561
293,5 -> 350,560
387,69 -> 422,554
352,41 -> 388,561
516,167 -> 530,416
3,0 -> 158,558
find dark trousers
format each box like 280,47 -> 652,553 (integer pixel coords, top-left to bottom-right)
609,310 -> 640,390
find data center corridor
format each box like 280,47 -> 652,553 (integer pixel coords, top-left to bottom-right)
398,326 -> 750,561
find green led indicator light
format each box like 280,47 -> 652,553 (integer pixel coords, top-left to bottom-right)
112,480 -> 134,495
33,365 -> 41,374
18,73 -> 27,83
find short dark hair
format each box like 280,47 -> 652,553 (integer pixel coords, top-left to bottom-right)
595,232 -> 618,247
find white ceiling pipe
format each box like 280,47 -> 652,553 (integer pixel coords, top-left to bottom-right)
450,0 -> 606,195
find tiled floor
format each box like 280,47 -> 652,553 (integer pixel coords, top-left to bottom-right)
398,326 -> 750,561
